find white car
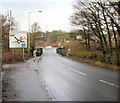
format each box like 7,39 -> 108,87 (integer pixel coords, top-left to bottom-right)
45,46 -> 52,49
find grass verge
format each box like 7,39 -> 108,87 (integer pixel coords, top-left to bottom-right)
67,55 -> 120,71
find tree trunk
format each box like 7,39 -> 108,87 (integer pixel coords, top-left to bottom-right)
83,27 -> 88,49
111,21 -> 120,65
98,18 -> 108,48
101,4 -> 113,56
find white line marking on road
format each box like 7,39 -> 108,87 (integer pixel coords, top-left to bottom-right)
99,79 -> 119,88
58,63 -> 65,67
58,63 -> 86,76
68,68 -> 86,76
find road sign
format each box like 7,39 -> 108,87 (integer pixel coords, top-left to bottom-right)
9,31 -> 27,48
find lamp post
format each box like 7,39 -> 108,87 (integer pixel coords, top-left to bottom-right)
28,11 -> 42,54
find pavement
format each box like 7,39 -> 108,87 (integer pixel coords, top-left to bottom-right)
2,59 -> 54,101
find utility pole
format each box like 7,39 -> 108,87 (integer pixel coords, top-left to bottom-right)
9,10 -> 14,55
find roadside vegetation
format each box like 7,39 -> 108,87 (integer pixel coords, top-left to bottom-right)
1,13 -> 34,64
57,0 -> 120,70
57,40 -> 120,70
1,13 -> 22,64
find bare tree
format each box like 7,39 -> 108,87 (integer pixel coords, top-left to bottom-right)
31,22 -> 40,33
30,22 -> 42,50
70,0 -> 120,65
0,14 -> 15,53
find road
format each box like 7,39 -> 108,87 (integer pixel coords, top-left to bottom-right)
30,48 -> 119,101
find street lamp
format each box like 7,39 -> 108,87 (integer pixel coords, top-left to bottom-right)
28,11 -> 42,54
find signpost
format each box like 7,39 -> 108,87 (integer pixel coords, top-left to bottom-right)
9,31 -> 27,48
9,30 -> 27,60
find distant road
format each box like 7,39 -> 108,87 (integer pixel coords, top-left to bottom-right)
31,48 -> 119,101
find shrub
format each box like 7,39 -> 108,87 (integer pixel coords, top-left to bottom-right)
56,48 -> 68,56
3,52 -> 23,64
82,52 -> 92,59
68,52 -> 77,56
104,55 -> 112,64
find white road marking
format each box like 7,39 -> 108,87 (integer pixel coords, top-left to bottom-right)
58,63 -> 65,67
99,79 -> 119,88
68,68 -> 86,76
58,63 -> 86,76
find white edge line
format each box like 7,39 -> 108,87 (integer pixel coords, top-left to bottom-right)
99,79 -> 119,88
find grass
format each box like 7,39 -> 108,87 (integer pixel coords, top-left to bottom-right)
67,55 -> 120,71
57,49 -> 120,70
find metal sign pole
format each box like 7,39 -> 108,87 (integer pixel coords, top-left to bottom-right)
23,48 -> 24,61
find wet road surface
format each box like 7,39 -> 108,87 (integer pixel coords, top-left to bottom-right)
31,48 -> 119,101
2,48 -> 119,101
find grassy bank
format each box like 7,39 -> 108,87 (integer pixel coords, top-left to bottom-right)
68,55 -> 120,71
56,48 -> 120,71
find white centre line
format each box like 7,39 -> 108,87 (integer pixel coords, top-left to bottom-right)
68,68 -> 86,76
58,63 -> 86,76
99,79 -> 119,88
58,63 -> 65,67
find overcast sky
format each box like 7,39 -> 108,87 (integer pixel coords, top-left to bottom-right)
0,0 -> 76,32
